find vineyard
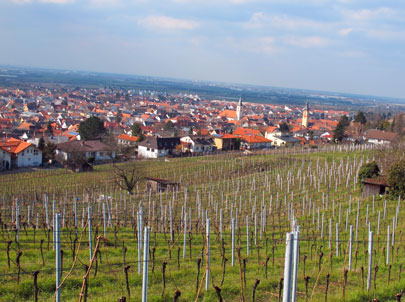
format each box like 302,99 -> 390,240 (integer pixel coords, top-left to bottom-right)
0,145 -> 404,302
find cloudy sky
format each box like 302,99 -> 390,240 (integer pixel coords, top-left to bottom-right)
1,0 -> 404,98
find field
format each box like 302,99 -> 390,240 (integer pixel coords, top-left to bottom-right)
0,145 -> 404,302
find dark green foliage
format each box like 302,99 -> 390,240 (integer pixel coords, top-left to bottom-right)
163,121 -> 175,131
131,123 -> 142,137
388,160 -> 405,197
333,115 -> 350,142
46,123 -> 53,136
42,142 -> 56,164
279,122 -> 290,133
38,137 -> 45,151
358,161 -> 380,188
354,111 -> 367,124
78,116 -> 106,141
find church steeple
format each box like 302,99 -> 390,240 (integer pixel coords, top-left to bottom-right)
302,101 -> 309,128
236,96 -> 243,121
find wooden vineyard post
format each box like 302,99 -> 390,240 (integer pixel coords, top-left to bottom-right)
349,225 -> 353,271
138,211 -> 143,275
103,203 -> 107,239
387,225 -> 390,265
367,231 -> 373,292
291,226 -> 300,302
205,218 -> 211,291
74,198 -> 78,230
282,232 -> 294,302
55,213 -> 61,302
88,206 -> 93,262
142,226 -> 150,302
232,218 -> 235,267
15,199 -> 19,243
246,215 -> 249,256
336,223 -> 339,257
220,209 -> 223,240
183,212 -> 187,259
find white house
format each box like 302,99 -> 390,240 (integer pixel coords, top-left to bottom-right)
137,137 -> 180,159
363,129 -> 398,145
117,134 -> 139,147
0,138 -> 42,168
56,140 -> 116,162
180,136 -> 215,153
271,135 -> 301,147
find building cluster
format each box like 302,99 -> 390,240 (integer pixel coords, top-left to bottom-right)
0,85 -> 399,169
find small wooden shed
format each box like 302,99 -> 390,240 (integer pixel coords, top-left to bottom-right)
145,177 -> 180,193
362,177 -> 389,198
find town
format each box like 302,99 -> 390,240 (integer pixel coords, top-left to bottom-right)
0,83 -> 403,171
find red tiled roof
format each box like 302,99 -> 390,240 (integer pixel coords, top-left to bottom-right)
233,127 -> 262,137
118,134 -> 139,142
241,135 -> 271,143
0,138 -> 32,154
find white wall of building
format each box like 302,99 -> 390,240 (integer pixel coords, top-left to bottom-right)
138,145 -> 169,158
16,146 -> 42,167
0,150 -> 11,170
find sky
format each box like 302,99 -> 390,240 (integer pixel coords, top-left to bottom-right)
1,0 -> 405,99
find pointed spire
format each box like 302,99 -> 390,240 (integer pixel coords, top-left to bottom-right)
238,96 -> 243,106
305,101 -> 309,111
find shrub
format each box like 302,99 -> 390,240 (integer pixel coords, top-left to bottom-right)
387,159 -> 405,197
358,161 -> 380,188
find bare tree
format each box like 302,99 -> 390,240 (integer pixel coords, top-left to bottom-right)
114,164 -> 143,194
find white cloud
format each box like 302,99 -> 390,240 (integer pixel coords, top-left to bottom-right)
366,29 -> 405,42
244,12 -> 332,32
88,0 -> 122,7
342,7 -> 396,22
225,36 -> 278,55
39,0 -> 74,3
11,0 -> 74,3
338,28 -> 353,36
138,15 -> 199,31
283,36 -> 330,48
11,0 -> 33,3
338,50 -> 366,58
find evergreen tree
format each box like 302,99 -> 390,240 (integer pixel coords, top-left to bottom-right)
388,160 -> 405,198
354,111 -> 367,124
333,115 -> 350,142
279,122 -> 290,132
132,123 -> 142,137
78,116 -> 106,141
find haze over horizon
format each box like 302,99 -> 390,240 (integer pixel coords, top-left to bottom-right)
1,0 -> 404,99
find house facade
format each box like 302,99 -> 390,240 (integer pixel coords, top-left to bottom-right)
271,135 -> 301,147
56,140 -> 116,162
213,134 -> 239,151
0,138 -> 42,168
0,148 -> 11,170
180,136 -> 215,153
117,134 -> 139,147
137,137 -> 180,158
363,129 -> 398,145
240,135 -> 272,150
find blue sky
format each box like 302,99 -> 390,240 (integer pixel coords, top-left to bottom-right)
1,0 -> 404,98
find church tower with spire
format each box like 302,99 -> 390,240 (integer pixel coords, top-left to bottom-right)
302,101 -> 309,128
236,96 -> 243,121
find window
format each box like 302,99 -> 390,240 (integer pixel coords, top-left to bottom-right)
22,151 -> 24,156
34,149 -> 38,156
